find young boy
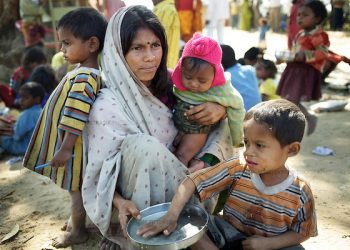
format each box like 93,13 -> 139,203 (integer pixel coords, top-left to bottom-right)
23,8 -> 107,248
0,82 -> 44,156
137,99 -> 317,250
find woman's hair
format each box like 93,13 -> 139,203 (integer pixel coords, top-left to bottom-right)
258,59 -> 277,78
57,8 -> 108,51
303,0 -> 328,25
21,47 -> 47,71
220,44 -> 236,70
30,65 -> 58,94
120,5 -> 169,99
19,81 -> 46,102
244,99 -> 306,146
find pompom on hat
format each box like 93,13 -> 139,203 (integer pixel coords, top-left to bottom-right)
172,32 -> 226,91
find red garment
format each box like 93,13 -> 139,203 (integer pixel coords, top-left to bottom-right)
293,28 -> 330,72
287,0 -> 304,50
177,0 -> 193,10
0,85 -> 16,107
11,66 -> 31,92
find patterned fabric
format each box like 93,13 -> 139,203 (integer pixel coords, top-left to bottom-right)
259,78 -> 280,100
23,67 -> 102,191
173,75 -> 245,146
154,0 -> 180,69
173,98 -> 215,134
189,159 -> 318,238
292,27 -> 330,73
81,7 -> 236,247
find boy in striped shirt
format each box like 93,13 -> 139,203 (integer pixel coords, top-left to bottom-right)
138,99 -> 317,250
23,8 -> 107,248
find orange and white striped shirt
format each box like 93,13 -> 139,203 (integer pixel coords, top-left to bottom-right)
189,159 -> 317,237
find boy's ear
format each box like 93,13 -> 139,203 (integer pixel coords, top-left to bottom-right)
88,36 -> 100,53
287,142 -> 301,157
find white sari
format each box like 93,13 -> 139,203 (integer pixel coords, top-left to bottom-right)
81,6 -> 235,248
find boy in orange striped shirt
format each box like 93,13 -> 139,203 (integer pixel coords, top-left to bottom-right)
137,99 -> 317,250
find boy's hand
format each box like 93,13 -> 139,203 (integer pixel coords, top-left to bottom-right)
50,148 -> 72,168
136,214 -> 177,238
117,199 -> 141,237
242,235 -> 269,250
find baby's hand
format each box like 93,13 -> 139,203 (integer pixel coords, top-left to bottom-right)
50,148 -> 72,168
136,214 -> 177,238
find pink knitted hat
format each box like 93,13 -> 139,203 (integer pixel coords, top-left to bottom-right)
172,32 -> 226,91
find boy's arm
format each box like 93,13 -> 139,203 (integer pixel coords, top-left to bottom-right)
136,177 -> 196,238
50,132 -> 78,168
242,231 -> 308,250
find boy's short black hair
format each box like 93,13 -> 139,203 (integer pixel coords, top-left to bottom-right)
182,57 -> 212,73
258,59 -> 277,78
21,47 -> 47,70
244,99 -> 306,146
19,81 -> 46,102
57,8 -> 107,51
303,0 -> 328,25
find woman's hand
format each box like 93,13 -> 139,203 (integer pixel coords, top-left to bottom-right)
114,197 -> 141,237
185,102 -> 226,126
136,213 -> 177,238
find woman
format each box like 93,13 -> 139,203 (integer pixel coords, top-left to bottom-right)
82,5 -> 238,249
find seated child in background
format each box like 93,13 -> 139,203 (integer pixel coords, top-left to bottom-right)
255,59 -> 280,101
0,47 -> 47,108
23,8 -> 107,248
172,32 -> 245,171
0,82 -> 44,156
29,64 -> 59,106
138,99 -> 317,250
242,46 -> 264,66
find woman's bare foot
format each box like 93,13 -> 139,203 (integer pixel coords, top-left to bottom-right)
188,159 -> 205,173
52,230 -> 88,248
99,237 -> 121,250
60,221 -> 71,231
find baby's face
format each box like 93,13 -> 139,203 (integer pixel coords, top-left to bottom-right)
181,59 -> 214,93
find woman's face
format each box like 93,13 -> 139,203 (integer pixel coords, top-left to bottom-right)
125,28 -> 163,87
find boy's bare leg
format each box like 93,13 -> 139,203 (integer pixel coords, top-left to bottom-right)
191,234 -> 219,250
174,133 -> 208,168
52,190 -> 88,248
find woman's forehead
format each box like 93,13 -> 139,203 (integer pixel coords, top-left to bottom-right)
131,28 -> 160,44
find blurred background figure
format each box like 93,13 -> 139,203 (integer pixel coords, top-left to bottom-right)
268,0 -> 281,32
176,0 -> 203,42
240,0 -> 252,31
153,0 -> 180,69
330,0 -> 345,31
229,0 -> 240,29
100,0 -> 125,20
18,0 -> 46,48
288,0 -> 304,50
221,44 -> 261,111
252,0 -> 262,29
204,0 -> 229,44
258,17 -> 269,49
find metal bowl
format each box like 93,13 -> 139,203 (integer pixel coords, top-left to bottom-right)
275,50 -> 295,62
127,202 -> 208,250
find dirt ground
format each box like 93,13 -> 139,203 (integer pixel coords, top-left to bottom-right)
0,29 -> 350,250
